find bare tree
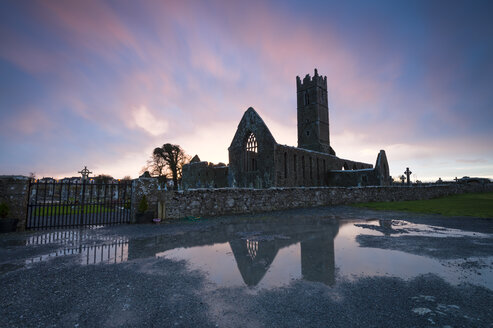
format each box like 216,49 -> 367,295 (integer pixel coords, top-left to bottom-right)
143,153 -> 168,177
149,143 -> 189,190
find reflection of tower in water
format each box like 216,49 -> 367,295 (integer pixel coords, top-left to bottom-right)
230,221 -> 338,287
300,233 -> 335,286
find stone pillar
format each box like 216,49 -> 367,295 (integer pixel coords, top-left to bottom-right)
130,177 -> 162,223
0,176 -> 30,231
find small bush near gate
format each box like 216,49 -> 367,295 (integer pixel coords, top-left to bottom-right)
138,195 -> 148,213
0,202 -> 9,218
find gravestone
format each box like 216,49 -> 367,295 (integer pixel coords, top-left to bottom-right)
404,167 -> 412,186
78,166 -> 92,182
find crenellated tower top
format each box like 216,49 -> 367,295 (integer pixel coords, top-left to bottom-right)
296,68 -> 328,91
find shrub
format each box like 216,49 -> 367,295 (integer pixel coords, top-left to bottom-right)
0,202 -> 9,218
138,195 -> 148,213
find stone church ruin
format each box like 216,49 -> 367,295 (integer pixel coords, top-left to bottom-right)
182,69 -> 391,189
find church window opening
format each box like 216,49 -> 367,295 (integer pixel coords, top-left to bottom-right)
293,154 -> 297,180
284,152 -> 287,178
304,91 -> 309,105
246,239 -> 258,260
246,133 -> 257,153
309,157 -> 313,179
302,156 -> 305,179
245,133 -> 258,171
306,130 -> 310,136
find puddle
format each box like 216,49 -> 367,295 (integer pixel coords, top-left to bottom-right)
154,218 -> 493,290
3,216 -> 493,290
0,229 -> 129,271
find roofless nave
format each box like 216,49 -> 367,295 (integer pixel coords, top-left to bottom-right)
182,69 -> 391,189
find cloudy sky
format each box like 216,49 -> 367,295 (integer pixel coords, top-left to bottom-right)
1,0 -> 492,181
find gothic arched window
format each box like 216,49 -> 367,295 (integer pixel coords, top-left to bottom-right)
246,133 -> 257,154
246,239 -> 258,260
245,133 -> 258,171
304,91 -> 309,105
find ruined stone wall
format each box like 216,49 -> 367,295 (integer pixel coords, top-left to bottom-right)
160,183 -> 493,219
0,176 -> 30,231
182,162 -> 229,189
228,108 -> 277,188
327,169 -> 380,187
273,144 -> 372,187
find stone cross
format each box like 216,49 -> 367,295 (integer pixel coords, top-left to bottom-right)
404,167 -> 412,186
454,177 -> 459,183
78,166 -> 92,182
400,175 -> 406,184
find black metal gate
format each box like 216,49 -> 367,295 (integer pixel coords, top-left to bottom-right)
27,180 -> 133,229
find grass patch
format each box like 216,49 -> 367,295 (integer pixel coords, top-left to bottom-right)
32,204 -> 116,216
354,192 -> 493,218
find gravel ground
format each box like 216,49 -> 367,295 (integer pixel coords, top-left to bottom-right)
1,206 -> 492,327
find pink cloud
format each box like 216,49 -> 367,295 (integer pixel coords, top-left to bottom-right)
2,107 -> 54,136
36,0 -> 141,60
0,26 -> 59,73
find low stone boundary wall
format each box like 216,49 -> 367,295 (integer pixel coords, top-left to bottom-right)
1,174 -> 491,231
160,183 -> 493,219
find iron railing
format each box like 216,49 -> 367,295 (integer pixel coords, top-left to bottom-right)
26,180 -> 133,229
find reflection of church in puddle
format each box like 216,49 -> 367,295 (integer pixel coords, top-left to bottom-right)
26,219 -> 339,287
132,218 -> 340,287
230,227 -> 337,286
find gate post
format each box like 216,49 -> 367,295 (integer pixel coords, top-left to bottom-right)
80,180 -> 86,225
0,176 -> 30,232
130,177 -> 160,224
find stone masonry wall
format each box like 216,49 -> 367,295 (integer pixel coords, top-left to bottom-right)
2,174 -> 491,230
159,183 -> 493,219
274,144 -> 372,187
0,176 -> 30,231
182,161 -> 229,189
131,177 -> 161,222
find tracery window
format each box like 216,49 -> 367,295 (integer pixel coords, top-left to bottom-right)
245,133 -> 258,171
246,133 -> 257,154
246,239 -> 258,260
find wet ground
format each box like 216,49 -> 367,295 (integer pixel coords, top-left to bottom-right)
1,206 -> 493,327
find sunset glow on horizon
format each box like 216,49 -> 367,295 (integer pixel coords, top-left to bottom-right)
1,0 -> 492,182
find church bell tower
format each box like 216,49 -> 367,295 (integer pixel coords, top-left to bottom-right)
296,69 -> 335,155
